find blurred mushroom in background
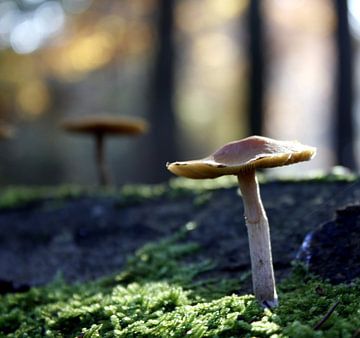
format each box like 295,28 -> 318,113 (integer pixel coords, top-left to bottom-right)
61,115 -> 148,186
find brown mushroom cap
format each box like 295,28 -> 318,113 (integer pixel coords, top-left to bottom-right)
167,135 -> 316,179
61,115 -> 148,135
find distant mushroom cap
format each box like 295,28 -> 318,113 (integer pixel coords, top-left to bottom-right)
61,115 -> 148,136
167,136 -> 316,179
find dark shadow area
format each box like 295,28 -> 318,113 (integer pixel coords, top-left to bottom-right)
0,179 -> 359,293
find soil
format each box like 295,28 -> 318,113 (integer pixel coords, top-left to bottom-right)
0,179 -> 359,294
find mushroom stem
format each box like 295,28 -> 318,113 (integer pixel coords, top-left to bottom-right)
237,170 -> 278,307
95,133 -> 111,186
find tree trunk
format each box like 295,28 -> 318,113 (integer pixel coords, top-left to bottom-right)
248,0 -> 264,137
334,0 -> 356,170
147,0 -> 178,183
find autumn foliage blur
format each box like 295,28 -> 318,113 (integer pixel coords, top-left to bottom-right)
0,0 -> 358,186
0,1 -> 156,119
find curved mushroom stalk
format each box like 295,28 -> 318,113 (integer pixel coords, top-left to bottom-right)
237,170 -> 278,307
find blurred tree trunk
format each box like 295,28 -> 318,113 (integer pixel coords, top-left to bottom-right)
248,0 -> 264,136
333,0 -> 356,170
146,0 -> 178,183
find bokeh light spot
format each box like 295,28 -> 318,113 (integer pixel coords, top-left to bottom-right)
17,80 -> 50,118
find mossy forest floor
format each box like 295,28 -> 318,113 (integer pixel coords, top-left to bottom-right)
0,174 -> 360,337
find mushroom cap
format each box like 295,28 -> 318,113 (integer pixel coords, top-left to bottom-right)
61,115 -> 148,135
167,135 -> 316,179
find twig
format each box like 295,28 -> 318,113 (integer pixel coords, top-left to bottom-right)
313,300 -> 340,330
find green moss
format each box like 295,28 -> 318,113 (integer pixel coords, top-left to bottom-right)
0,224 -> 359,337
275,265 -> 360,337
1,168 -> 358,210
0,182 -> 202,210
1,176 -> 360,337
264,166 -> 359,184
117,179 -> 226,206
0,185 -> 100,209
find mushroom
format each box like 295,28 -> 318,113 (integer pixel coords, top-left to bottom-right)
166,135 -> 316,307
61,115 -> 148,186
